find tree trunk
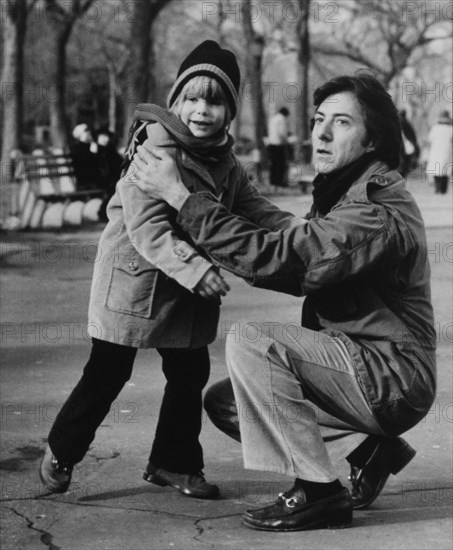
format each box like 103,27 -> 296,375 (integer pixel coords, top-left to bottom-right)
48,27 -> 72,150
295,0 -> 311,163
107,63 -> 118,134
252,50 -> 268,158
0,0 -> 28,224
44,0 -> 96,150
1,0 -> 27,162
241,0 -> 267,165
122,1 -> 155,139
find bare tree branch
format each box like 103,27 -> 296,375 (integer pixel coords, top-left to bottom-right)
312,43 -> 386,78
312,0 -> 452,86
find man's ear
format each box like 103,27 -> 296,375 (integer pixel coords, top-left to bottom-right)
366,141 -> 376,152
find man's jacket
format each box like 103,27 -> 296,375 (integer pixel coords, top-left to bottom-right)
175,160 -> 437,435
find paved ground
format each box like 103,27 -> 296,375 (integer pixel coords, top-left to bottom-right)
0,175 -> 452,549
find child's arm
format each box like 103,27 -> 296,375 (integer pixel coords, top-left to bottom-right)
117,123 -> 217,293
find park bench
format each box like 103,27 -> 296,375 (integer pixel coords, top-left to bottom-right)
12,153 -> 105,229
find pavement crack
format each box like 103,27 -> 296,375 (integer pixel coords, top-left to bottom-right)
193,517 -> 205,544
4,506 -> 61,550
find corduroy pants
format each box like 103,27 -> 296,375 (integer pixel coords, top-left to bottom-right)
205,322 -> 384,482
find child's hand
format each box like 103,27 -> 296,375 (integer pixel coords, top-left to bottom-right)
195,268 -> 230,300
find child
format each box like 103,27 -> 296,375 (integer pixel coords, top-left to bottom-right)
40,40 -> 296,499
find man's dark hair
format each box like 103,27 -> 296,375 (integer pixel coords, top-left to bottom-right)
313,74 -> 402,169
279,107 -> 290,116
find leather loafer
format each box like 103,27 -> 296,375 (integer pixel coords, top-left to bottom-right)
39,444 -> 73,493
242,485 -> 352,532
143,463 -> 220,499
350,436 -> 416,509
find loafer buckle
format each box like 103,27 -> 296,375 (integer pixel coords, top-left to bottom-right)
278,492 -> 297,508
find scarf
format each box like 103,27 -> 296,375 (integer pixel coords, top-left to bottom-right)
311,152 -> 377,216
129,103 -> 234,163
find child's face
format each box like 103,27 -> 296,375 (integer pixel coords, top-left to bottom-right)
179,93 -> 226,138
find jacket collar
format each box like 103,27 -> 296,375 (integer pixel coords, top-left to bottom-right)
346,160 -> 404,202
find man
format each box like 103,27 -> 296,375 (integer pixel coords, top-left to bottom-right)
267,107 -> 290,186
131,75 -> 436,531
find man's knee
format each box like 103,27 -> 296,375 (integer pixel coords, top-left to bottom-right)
225,320 -> 275,359
225,320 -> 292,374
204,378 -> 240,442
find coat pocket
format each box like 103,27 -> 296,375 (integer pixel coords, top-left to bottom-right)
105,263 -> 158,318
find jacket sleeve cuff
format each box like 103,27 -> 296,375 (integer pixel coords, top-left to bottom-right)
171,240 -> 212,290
180,255 -> 213,291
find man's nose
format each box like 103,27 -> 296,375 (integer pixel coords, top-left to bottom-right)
316,120 -> 333,141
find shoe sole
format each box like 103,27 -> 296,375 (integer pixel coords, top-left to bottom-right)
242,510 -> 352,531
242,489 -> 353,532
353,440 -> 416,510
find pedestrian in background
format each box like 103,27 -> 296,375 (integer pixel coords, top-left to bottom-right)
267,107 -> 290,187
71,123 -> 101,190
95,127 -> 124,222
426,110 -> 452,194
399,110 -> 420,177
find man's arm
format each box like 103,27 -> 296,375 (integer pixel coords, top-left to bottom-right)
175,192 -> 393,295
231,164 -> 305,231
132,144 -> 394,296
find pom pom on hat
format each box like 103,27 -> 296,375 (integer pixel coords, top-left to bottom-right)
167,40 -> 240,118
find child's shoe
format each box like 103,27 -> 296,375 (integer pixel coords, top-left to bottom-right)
143,463 -> 219,499
39,444 -> 73,493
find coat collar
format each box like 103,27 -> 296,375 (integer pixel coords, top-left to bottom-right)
346,160 -> 404,202
309,160 -> 405,219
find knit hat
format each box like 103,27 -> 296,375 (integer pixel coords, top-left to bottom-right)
167,40 -> 240,118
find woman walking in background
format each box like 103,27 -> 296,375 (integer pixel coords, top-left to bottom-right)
426,110 -> 452,194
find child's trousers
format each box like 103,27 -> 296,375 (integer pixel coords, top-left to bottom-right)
48,338 -> 210,474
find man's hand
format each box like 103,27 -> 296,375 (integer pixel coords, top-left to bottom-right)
194,268 -> 230,300
131,144 -> 190,210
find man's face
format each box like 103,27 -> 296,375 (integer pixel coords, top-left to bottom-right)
311,91 -> 373,174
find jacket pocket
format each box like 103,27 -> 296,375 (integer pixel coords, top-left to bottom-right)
105,262 -> 158,318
